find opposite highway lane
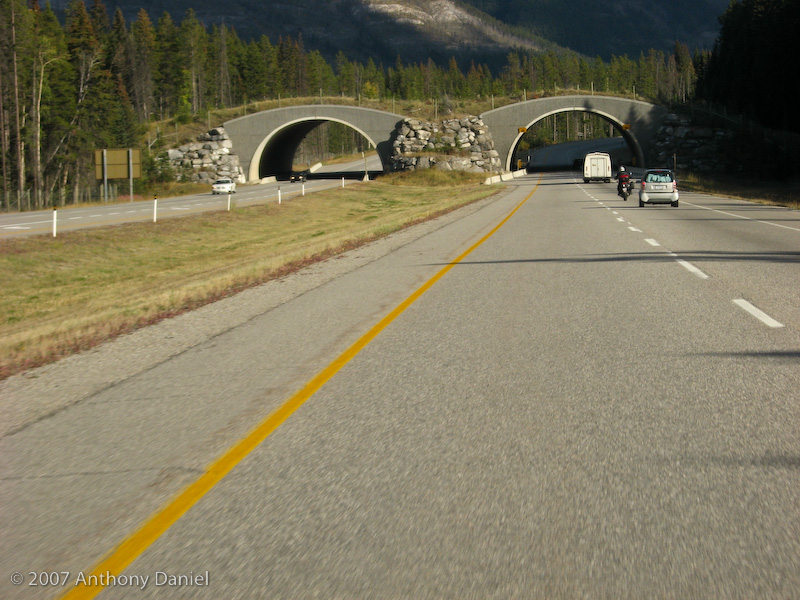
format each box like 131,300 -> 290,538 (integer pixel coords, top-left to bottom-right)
1,172 -> 798,599
0,155 -> 382,239
0,179 -> 327,239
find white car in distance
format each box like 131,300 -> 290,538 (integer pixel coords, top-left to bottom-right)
212,178 -> 236,194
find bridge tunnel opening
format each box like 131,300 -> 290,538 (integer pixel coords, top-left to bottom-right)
258,120 -> 382,181
514,110 -> 640,173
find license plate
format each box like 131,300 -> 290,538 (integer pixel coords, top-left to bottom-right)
652,185 -> 666,190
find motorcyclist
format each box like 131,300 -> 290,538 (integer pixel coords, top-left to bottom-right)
617,165 -> 631,197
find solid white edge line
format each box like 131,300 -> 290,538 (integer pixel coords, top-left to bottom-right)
684,201 -> 800,232
733,299 -> 784,328
675,259 -> 710,279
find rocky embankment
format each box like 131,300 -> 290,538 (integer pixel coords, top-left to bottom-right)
392,116 -> 502,173
649,113 -> 734,172
166,127 -> 246,183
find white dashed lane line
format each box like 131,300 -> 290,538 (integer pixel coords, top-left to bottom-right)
733,299 -> 785,328
578,181 -> 786,329
674,258 -> 710,279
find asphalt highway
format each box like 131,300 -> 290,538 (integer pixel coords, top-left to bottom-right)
2,172 -> 798,599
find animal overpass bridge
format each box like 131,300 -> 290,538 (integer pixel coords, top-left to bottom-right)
223,96 -> 669,182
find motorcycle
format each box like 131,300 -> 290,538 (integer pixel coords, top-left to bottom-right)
618,177 -> 634,201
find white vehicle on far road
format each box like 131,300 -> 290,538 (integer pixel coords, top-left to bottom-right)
212,178 -> 236,194
583,152 -> 612,183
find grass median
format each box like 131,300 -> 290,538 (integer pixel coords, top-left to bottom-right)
1,171 -> 498,380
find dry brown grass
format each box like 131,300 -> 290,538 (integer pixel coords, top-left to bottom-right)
0,172 -> 496,379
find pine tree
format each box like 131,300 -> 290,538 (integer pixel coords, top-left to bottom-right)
106,8 -> 128,79
30,1 -> 71,207
445,57 -> 464,97
88,0 -> 110,42
153,11 -> 181,119
65,0 -> 116,202
129,9 -> 156,120
238,36 -> 271,101
335,50 -> 355,97
1,0 -> 34,207
179,9 -> 208,114
210,23 -> 232,107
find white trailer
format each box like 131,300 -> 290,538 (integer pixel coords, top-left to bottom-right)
583,152 -> 611,183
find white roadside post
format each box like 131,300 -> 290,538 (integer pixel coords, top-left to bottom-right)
302,181 -> 305,196
52,207 -> 57,237
278,186 -> 281,204
341,177 -> 345,188
153,194 -> 158,222
227,192 -> 231,211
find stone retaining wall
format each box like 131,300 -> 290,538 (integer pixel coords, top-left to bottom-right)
391,116 -> 502,173
649,113 -> 734,172
166,127 -> 246,183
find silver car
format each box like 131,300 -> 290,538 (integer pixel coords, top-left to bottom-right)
639,169 -> 678,207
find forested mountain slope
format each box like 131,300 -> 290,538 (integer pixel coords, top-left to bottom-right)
47,0 -> 726,66
47,0 -> 561,69
461,0 -> 729,59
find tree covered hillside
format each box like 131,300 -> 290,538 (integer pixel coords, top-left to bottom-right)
42,0 -> 728,66
695,0 -> 800,133
461,0 -> 728,59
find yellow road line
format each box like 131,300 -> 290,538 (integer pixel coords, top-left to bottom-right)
59,174 -> 542,600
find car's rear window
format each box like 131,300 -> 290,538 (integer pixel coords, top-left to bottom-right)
645,172 -> 673,183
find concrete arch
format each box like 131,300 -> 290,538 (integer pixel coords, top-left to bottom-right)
249,117 -> 380,182
507,106 -> 645,170
224,105 -> 403,182
482,95 -> 669,172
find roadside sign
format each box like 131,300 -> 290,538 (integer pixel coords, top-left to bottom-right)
95,148 -> 141,203
95,149 -> 141,179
